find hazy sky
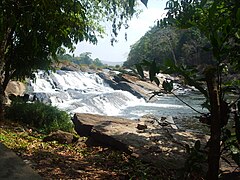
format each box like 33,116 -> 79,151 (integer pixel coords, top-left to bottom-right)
73,0 -> 167,63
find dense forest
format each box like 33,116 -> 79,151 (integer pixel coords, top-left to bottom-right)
124,26 -> 213,68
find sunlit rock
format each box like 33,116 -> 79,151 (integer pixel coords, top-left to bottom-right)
73,113 -> 209,170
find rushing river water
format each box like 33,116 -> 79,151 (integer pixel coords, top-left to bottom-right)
27,70 -> 208,121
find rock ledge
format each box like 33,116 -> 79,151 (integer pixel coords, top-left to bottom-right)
72,113 -> 209,169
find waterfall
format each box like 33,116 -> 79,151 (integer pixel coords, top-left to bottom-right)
27,70 -> 145,116
27,70 -> 206,119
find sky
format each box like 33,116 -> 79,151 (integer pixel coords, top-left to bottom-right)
73,0 -> 167,63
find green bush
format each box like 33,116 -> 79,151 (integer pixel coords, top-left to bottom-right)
5,101 -> 73,134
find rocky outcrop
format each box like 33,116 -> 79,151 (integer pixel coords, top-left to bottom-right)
72,113 -> 209,170
5,81 -> 26,97
52,61 -> 80,71
5,81 -> 26,104
97,72 -> 160,100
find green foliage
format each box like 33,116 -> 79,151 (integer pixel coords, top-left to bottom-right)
93,58 -> 104,67
178,140 -> 207,179
221,128 -> 240,167
124,26 -> 211,68
57,52 -> 104,68
5,101 -> 73,134
135,64 -> 144,79
0,0 -> 137,96
162,80 -> 173,93
220,100 -> 240,168
138,0 -> 240,178
115,64 -> 121,69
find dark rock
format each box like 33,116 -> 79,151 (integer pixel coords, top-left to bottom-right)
0,143 -> 42,179
60,66 -> 79,71
137,124 -> 147,130
97,72 -> 160,100
43,130 -> 78,144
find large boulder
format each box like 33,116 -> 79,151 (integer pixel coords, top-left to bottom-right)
72,113 -> 209,170
97,72 -> 160,100
5,81 -> 26,97
43,130 -> 78,144
5,81 -> 26,104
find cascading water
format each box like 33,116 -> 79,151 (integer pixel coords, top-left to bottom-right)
27,70 -> 146,117
27,70 -> 207,119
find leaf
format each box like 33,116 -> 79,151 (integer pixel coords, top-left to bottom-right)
153,77 -> 160,86
225,129 -> 231,138
231,153 -> 240,166
163,59 -> 175,69
135,64 -> 144,79
200,0 -> 207,7
140,0 -> 148,7
186,144 -> 191,154
141,60 -> 151,66
235,30 -> 240,39
162,80 -> 173,92
236,8 -> 240,22
149,60 -> 159,82
129,0 -> 135,15
194,140 -> 201,150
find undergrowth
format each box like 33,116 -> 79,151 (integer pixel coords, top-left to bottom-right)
0,120 -> 173,179
5,100 -> 73,134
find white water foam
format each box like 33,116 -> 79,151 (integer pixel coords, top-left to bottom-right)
28,70 -> 146,116
28,70 -> 205,118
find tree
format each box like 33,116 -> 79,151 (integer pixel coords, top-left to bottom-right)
137,0 -> 240,179
163,1 -> 240,179
78,52 -> 93,65
124,26 -> 212,68
93,58 -> 104,67
124,26 -> 178,67
0,0 -> 137,119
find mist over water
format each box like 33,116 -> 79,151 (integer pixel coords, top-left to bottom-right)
27,70 -> 207,119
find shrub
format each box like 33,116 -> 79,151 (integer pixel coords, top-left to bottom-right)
89,64 -> 97,70
5,101 -> 73,134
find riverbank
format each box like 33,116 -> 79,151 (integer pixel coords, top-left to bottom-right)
0,119 -> 174,179
1,114 -> 239,179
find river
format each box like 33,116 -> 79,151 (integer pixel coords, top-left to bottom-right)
27,70 -> 209,131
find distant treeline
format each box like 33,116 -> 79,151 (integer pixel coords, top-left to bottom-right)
57,52 -> 105,67
124,26 -> 213,68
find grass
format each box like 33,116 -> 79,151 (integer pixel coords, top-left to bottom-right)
0,119 -> 173,179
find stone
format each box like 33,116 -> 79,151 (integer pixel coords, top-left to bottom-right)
137,124 -> 147,130
5,81 -> 26,104
164,116 -> 178,130
5,81 -> 26,97
72,113 -> 209,170
0,143 -> 42,179
97,72 -> 161,100
43,130 -> 78,144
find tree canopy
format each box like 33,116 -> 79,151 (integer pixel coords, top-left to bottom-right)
0,0 -> 138,90
0,0 -> 141,119
124,26 -> 212,68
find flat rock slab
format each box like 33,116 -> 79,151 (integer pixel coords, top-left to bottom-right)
73,113 -> 209,170
0,143 -> 41,180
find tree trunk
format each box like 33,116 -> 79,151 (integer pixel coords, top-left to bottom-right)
205,68 -> 221,180
0,86 -> 5,121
